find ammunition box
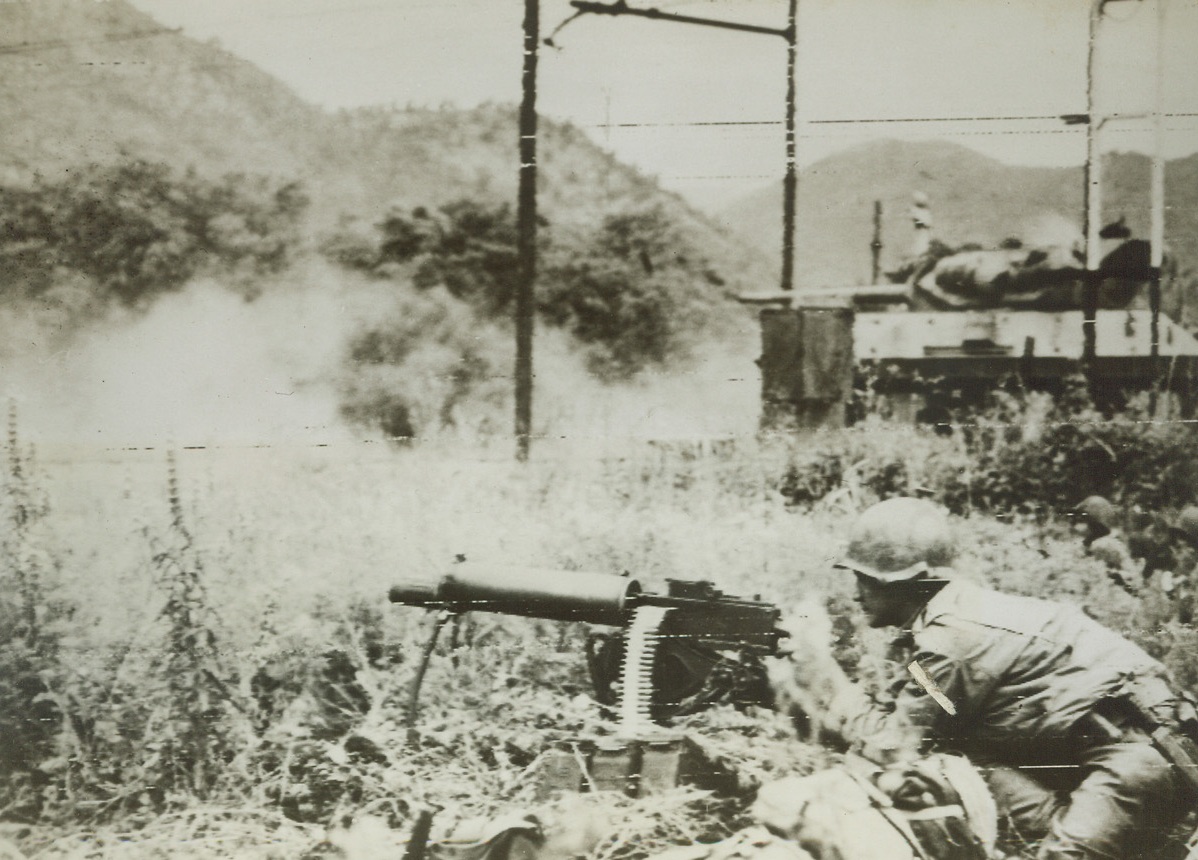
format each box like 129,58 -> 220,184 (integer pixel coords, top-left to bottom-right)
535,736 -> 734,799
537,748 -> 585,797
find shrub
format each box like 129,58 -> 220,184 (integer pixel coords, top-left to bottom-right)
778,452 -> 844,508
378,200 -> 521,314
0,160 -> 308,308
327,198 -> 730,381
777,379 -> 1198,519
538,205 -> 722,380
0,407 -> 69,820
337,286 -> 510,439
775,421 -> 966,512
950,383 -> 1198,514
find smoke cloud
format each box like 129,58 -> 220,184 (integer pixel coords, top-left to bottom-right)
0,263 -> 762,455
1,267 -> 363,451
537,329 -> 760,444
1019,212 -> 1083,250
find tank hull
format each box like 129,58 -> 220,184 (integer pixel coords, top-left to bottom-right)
756,306 -> 1198,428
856,309 -> 1198,384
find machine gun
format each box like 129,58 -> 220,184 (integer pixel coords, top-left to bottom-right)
389,563 -> 784,733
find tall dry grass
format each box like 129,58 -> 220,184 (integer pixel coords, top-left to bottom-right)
3,424 -> 1194,858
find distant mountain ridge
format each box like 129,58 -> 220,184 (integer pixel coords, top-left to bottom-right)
719,138 -> 1198,290
0,0 -> 771,289
6,1 -> 1194,302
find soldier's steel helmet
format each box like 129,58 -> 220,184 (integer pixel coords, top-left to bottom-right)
835,497 -> 955,582
1171,506 -> 1198,543
1073,496 -> 1118,531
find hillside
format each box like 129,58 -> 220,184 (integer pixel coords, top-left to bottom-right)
720,139 -> 1198,290
0,0 -> 772,290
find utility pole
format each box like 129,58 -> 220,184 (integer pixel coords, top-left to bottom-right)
1081,0 -> 1103,365
781,0 -> 798,292
568,1 -> 797,291
515,0 -> 539,461
1148,0 -> 1166,414
870,200 -> 883,284
1080,0 -> 1165,394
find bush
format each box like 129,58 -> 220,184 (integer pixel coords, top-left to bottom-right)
538,205 -> 723,380
0,159 -> 308,308
950,383 -> 1198,514
778,452 -> 844,508
775,421 -> 964,512
378,201 -> 521,314
338,286 -> 510,439
325,198 -> 730,381
777,380 -> 1198,519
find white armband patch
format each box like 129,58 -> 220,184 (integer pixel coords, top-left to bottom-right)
908,660 -> 957,715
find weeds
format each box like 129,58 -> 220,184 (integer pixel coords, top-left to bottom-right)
0,404 -> 68,820
777,376 -> 1198,522
3,420 -> 1196,858
138,451 -> 236,803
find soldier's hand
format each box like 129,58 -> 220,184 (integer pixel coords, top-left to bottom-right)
774,600 -> 836,663
767,601 -> 859,732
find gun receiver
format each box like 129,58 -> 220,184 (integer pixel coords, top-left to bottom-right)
389,564 -> 784,727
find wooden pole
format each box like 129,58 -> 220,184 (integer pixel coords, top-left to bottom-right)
1148,0 -> 1166,413
515,0 -> 539,461
1082,0 -> 1103,366
780,0 -> 797,292
567,1 -> 795,292
871,200 -> 883,284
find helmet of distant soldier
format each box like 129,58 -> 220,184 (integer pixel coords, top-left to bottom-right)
1073,496 -> 1118,533
834,497 -> 955,583
1170,505 -> 1198,545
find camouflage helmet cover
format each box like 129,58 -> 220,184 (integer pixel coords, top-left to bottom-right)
1073,496 -> 1119,531
836,497 -> 955,582
1171,505 -> 1198,544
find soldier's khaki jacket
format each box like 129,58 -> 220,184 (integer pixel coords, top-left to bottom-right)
833,579 -> 1166,764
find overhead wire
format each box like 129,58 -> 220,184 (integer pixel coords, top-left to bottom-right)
582,113 -> 1198,130
1,2 -> 1193,169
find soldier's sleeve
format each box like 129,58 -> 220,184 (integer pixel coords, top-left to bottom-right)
1088,535 -> 1131,568
830,648 -> 968,764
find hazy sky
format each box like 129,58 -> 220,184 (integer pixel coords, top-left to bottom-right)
130,0 -> 1198,210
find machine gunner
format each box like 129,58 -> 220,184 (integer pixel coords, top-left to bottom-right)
772,498 -> 1196,860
